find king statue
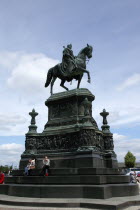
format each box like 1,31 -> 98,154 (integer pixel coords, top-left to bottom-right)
45,44 -> 93,95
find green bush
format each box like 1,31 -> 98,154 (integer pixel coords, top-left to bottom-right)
124,151 -> 136,168
0,165 -> 12,173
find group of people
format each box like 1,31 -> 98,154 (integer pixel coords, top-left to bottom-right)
0,156 -> 50,184
24,156 -> 50,176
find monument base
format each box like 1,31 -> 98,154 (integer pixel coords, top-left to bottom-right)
20,88 -> 117,170
19,150 -> 118,170
1,167 -> 139,199
0,89 -> 138,200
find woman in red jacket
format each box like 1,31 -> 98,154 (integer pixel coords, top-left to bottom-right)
0,171 -> 4,184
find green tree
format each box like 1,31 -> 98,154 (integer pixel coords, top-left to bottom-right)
0,165 -> 13,173
124,151 -> 136,168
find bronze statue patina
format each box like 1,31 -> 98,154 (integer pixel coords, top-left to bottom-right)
45,44 -> 93,95
62,44 -> 76,72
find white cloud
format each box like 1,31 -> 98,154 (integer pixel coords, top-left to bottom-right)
108,106 -> 140,128
114,133 -> 140,162
0,113 -> 26,126
117,73 -> 140,91
0,51 -> 63,135
0,50 -> 140,163
0,143 -> 24,167
0,51 -> 93,135
0,51 -> 20,69
94,104 -> 140,130
0,113 -> 27,136
111,115 -> 140,127
6,51 -> 91,98
108,111 -> 120,123
7,52 -> 59,97
113,133 -> 127,141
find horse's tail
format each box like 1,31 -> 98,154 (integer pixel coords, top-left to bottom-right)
45,68 -> 53,87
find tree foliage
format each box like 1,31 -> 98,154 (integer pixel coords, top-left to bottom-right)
0,165 -> 12,173
124,151 -> 136,168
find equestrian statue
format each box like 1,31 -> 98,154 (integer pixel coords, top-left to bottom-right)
45,44 -> 93,95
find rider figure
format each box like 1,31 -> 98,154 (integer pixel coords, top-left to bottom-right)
62,44 -> 77,74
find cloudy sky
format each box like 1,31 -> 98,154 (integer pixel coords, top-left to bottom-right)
0,0 -> 140,167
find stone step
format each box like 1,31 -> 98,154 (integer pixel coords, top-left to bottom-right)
0,194 -> 140,210
11,167 -> 122,176
5,175 -> 130,185
0,183 -> 138,199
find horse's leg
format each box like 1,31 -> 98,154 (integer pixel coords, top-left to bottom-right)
50,77 -> 57,95
86,70 -> 91,83
60,80 -> 69,91
77,75 -> 82,89
77,67 -> 91,83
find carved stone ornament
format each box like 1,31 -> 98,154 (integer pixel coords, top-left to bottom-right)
104,135 -> 114,151
25,129 -> 104,153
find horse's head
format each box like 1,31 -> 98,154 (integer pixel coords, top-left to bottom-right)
77,44 -> 93,61
85,44 -> 93,59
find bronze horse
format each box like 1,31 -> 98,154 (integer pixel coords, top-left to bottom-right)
45,44 -> 93,95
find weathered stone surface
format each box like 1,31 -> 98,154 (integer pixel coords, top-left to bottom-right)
1,88 -> 138,200
28,109 -> 38,134
11,167 -> 122,176
20,88 -> 116,170
5,175 -> 130,185
44,88 -> 97,134
0,182 -> 138,199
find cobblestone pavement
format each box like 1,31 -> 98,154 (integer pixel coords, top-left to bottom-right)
125,207 -> 140,210
0,206 -> 140,210
0,206 -> 92,210
0,204 -> 140,210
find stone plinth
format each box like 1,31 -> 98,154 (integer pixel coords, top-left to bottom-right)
19,88 -> 117,170
2,168 -> 139,199
43,88 -> 97,134
0,88 -> 139,200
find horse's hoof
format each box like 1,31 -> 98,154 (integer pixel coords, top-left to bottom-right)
87,79 -> 91,83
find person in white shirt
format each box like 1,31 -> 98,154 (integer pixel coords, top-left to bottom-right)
40,156 -> 50,176
24,158 -> 35,176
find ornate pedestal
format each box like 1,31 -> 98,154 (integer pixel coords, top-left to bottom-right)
1,88 -> 139,200
0,41 -> 138,202
20,88 -> 117,169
